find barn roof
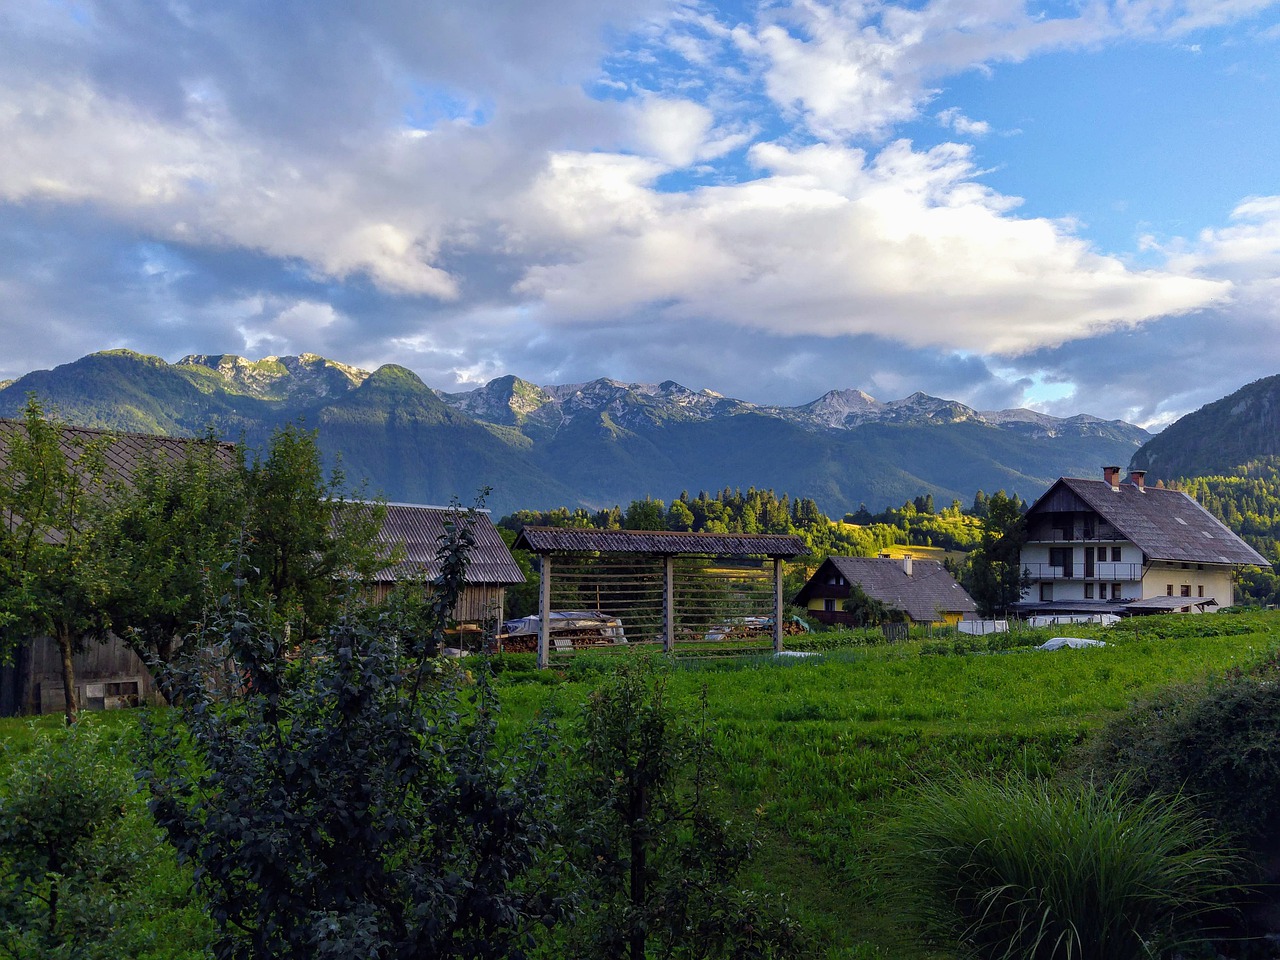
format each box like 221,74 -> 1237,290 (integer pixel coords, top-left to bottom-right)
373,504 -> 525,586
512,526 -> 807,558
0,419 -> 237,487
795,556 -> 977,623
1029,477 -> 1267,566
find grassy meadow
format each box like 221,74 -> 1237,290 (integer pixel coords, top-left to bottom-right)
497,611 -> 1280,957
2,610 -> 1277,958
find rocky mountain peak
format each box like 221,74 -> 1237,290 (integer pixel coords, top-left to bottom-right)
178,353 -> 368,401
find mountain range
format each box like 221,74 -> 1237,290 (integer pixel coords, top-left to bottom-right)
0,350 -> 1151,517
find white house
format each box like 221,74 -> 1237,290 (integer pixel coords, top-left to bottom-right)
1018,467 -> 1267,615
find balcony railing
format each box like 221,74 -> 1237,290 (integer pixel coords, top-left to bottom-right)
1023,562 -> 1143,581
1026,529 -> 1125,543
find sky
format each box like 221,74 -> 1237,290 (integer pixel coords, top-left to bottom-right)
1,1 -> 1278,429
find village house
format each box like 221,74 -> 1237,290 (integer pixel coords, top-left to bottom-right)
794,554 -> 977,627
1018,467 -> 1267,616
0,415 -> 525,714
368,502 -> 525,631
0,422 -> 238,716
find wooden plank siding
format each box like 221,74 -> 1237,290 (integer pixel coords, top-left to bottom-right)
0,635 -> 158,716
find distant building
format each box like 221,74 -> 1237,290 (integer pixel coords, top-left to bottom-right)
1018,467 -> 1267,616
794,554 -> 977,627
368,503 -> 525,628
0,419 -> 237,716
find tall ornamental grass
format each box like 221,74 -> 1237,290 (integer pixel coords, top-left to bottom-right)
887,776 -> 1239,960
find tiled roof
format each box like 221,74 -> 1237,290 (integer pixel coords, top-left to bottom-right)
799,556 -> 977,623
1043,478 -> 1267,566
512,526 -> 807,558
0,419 -> 237,488
374,504 -> 525,585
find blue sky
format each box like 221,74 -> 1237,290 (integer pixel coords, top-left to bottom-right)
1,0 -> 1278,427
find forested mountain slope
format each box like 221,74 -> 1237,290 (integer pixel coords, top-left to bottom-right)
0,350 -> 1149,517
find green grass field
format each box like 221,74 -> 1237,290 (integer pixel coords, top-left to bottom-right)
3,610 -> 1276,958
497,611 -> 1280,957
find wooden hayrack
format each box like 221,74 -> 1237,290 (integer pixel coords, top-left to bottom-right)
510,528 -> 807,668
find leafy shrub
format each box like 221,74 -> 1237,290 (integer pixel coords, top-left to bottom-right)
887,775 -> 1239,960
1080,673 -> 1280,851
143,509 -> 568,960
557,660 -> 803,959
0,723 -> 210,959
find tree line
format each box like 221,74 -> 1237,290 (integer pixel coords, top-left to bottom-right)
499,487 -> 989,560
1172,458 -> 1280,606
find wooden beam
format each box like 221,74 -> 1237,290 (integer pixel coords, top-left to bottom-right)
538,555 -> 552,670
663,555 -> 674,654
773,557 -> 784,655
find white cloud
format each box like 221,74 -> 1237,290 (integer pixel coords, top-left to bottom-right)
736,0 -> 1280,140
628,97 -> 716,166
0,81 -> 468,297
509,138 -> 1227,354
1166,195 -> 1280,278
937,106 -> 991,136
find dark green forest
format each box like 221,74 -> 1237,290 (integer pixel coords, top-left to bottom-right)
1172,457 -> 1280,605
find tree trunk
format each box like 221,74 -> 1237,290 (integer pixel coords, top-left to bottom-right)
57,628 -> 77,726
629,782 -> 647,960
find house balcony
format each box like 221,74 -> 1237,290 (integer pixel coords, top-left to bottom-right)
1026,530 -> 1125,543
1023,562 -> 1144,581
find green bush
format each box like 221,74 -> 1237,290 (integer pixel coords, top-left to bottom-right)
0,723 -> 210,959
887,775 -> 1239,960
1081,673 -> 1280,850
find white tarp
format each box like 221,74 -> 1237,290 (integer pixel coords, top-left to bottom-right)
1037,637 -> 1107,651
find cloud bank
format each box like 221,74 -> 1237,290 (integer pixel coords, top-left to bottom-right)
1,0 -> 1278,426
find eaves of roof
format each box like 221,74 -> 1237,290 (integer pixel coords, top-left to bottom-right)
512,526 -> 807,558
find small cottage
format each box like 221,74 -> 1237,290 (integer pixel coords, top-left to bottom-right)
794,554 -> 976,627
369,503 -> 525,628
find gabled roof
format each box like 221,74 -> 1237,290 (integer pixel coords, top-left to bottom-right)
796,556 -> 976,623
0,419 -> 238,542
373,504 -> 525,586
1029,477 -> 1267,566
512,526 -> 806,558
0,419 -> 237,487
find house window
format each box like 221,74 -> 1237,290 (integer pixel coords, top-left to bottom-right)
1112,583 -> 1122,600
1049,547 -> 1073,576
1084,583 -> 1094,599
1040,583 -> 1053,601
823,599 -> 835,612
1166,584 -> 1174,596
1198,585 -> 1205,598
1180,585 -> 1191,597
1111,547 -> 1122,562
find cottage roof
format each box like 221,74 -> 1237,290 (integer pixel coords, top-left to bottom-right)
1030,477 -> 1267,566
796,556 -> 977,623
0,419 -> 237,488
374,504 -> 525,586
512,526 -> 807,558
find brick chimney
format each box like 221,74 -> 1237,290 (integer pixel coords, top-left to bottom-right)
1130,470 -> 1146,492
1103,466 -> 1121,491
902,554 -> 913,576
